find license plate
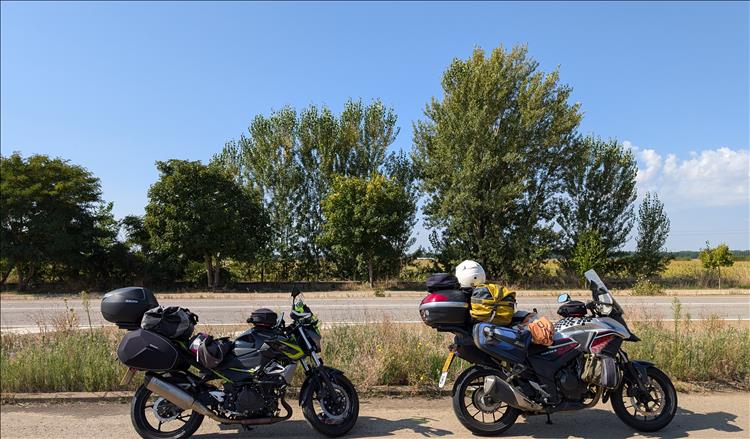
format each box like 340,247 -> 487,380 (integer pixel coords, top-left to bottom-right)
120,368 -> 137,386
438,352 -> 455,389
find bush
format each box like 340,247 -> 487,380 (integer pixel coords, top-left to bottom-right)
631,277 -> 666,296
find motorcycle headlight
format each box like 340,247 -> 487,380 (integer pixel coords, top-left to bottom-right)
597,303 -> 613,316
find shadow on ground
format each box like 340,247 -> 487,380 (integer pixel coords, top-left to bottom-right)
194,407 -> 743,438
196,416 -> 452,438
511,407 -> 743,439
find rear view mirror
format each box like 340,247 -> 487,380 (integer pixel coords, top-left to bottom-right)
557,293 -> 571,303
291,286 -> 301,298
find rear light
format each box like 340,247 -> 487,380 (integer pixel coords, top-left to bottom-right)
421,293 -> 450,304
590,335 -> 615,354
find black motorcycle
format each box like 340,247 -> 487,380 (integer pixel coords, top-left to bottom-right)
420,269 -> 677,436
102,287 -> 359,439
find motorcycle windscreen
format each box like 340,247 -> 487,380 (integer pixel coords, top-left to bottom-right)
472,323 -> 531,364
117,329 -> 182,371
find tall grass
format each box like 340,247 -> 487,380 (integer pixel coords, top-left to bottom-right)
2,304 -> 748,393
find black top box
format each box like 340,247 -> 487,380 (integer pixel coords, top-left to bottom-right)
101,287 -> 159,330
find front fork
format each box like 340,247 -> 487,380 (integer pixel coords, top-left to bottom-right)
616,349 -> 655,403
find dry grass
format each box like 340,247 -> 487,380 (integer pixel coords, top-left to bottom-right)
2,300 -> 748,394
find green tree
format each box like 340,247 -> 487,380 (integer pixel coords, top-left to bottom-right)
321,174 -> 416,287
121,215 -> 186,286
631,192 -> 671,278
414,45 -> 582,281
699,242 -> 735,289
0,153 -> 103,290
558,136 -> 637,266
144,160 -> 269,289
569,230 -> 608,281
215,99 -> 406,281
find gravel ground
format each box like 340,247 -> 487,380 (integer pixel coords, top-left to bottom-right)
1,392 -> 748,438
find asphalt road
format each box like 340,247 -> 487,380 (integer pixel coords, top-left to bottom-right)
1,392 -> 748,438
1,294 -> 748,331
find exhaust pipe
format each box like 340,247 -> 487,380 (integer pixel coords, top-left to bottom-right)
483,375 -> 543,412
144,375 -> 292,425
145,375 -> 214,418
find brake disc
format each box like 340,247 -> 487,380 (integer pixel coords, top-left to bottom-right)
152,397 -> 182,423
319,384 -> 350,422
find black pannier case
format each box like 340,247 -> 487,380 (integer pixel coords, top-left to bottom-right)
101,287 -> 159,330
117,329 -> 184,371
419,290 -> 470,329
426,273 -> 460,292
557,300 -> 587,318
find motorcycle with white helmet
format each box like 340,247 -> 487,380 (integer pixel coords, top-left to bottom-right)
420,265 -> 678,436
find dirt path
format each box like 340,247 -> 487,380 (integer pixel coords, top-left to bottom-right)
1,392 -> 747,438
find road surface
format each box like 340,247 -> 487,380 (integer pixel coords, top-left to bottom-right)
1,294 -> 748,332
1,392 -> 748,438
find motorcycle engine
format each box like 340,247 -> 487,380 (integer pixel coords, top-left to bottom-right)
556,362 -> 588,401
222,383 -> 279,417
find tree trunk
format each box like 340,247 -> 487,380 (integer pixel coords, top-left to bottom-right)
1,262 -> 14,286
368,257 -> 374,288
717,267 -> 721,289
205,255 -> 214,289
213,261 -> 221,290
19,264 -> 35,291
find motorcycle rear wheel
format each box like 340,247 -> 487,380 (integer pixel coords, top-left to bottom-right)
131,384 -> 204,439
611,366 -> 677,432
452,367 -> 520,436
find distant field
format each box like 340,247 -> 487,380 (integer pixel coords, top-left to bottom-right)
660,260 -> 750,289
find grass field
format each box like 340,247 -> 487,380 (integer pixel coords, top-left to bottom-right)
1,299 -> 748,394
660,259 -> 750,289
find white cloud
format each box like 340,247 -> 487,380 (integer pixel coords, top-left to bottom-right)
629,143 -> 749,207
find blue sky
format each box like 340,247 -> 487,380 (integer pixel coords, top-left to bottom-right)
2,1 -> 748,251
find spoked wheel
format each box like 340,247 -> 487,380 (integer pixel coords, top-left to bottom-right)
131,384 -> 204,439
302,374 -> 359,437
452,367 -> 520,436
611,366 -> 677,432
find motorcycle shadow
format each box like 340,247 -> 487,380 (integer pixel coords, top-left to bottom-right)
194,416 -> 453,438
512,407 -> 743,439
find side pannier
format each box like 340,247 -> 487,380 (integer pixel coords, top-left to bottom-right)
117,329 -> 184,371
470,284 -> 516,326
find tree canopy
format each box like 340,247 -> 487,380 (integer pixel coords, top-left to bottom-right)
320,174 -> 416,286
414,45 -> 582,281
144,160 -> 269,288
557,136 -> 637,263
1,153 -> 104,289
632,192 -> 671,278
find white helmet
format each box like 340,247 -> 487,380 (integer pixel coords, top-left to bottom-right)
455,260 -> 486,288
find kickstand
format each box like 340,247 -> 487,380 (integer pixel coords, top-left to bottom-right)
545,413 -> 553,424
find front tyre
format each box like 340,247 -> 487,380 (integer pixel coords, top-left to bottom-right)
302,373 -> 359,437
612,366 -> 677,432
131,384 -> 204,439
452,367 -> 520,436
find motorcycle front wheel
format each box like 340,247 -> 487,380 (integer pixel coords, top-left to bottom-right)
131,384 -> 204,439
452,367 -> 520,436
302,373 -> 359,437
611,366 -> 677,432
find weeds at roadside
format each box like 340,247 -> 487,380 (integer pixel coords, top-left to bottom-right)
1,306 -> 748,393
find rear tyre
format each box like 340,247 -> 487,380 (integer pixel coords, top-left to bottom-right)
302,373 -> 359,437
131,384 -> 204,439
611,366 -> 677,432
452,367 -> 520,436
